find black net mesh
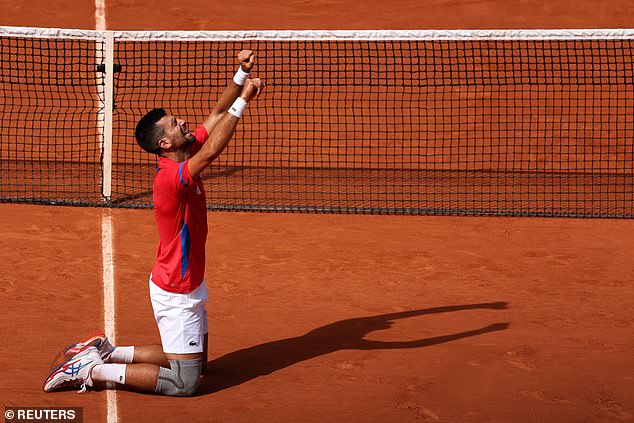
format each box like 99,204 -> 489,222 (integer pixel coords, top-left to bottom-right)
0,35 -> 103,205
2,31 -> 633,217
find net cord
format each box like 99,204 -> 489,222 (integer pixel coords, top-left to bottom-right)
3,25 -> 634,41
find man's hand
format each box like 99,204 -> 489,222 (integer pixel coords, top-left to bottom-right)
240,78 -> 264,102
238,50 -> 255,73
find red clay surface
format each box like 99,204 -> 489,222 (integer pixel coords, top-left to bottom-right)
1,205 -> 633,422
1,1 -> 634,422
2,0 -> 634,30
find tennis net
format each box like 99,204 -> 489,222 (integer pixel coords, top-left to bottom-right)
1,27 -> 633,217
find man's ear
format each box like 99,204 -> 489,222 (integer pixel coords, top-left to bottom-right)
157,137 -> 171,151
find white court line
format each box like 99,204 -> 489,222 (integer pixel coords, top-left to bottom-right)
101,209 -> 118,423
96,0 -> 117,419
95,0 -> 106,31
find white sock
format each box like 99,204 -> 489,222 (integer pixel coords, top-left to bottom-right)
91,363 -> 127,385
107,346 -> 135,364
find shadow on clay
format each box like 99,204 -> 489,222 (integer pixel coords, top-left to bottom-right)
198,301 -> 509,395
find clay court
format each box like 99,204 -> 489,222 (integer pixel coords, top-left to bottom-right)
1,1 -> 634,422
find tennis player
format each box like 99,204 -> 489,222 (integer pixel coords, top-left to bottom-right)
43,50 -> 264,396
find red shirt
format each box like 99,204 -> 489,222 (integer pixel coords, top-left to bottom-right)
151,125 -> 209,293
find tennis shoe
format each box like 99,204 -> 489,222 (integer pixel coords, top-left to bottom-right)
49,331 -> 114,371
43,346 -> 102,393
66,331 -> 115,360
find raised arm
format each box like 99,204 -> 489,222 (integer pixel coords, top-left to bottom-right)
201,50 -> 256,136
187,77 -> 264,180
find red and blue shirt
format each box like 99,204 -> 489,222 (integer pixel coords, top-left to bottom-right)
151,125 -> 209,293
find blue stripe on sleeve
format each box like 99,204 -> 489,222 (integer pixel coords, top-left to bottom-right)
178,162 -> 188,187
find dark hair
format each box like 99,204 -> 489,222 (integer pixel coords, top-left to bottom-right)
135,108 -> 167,154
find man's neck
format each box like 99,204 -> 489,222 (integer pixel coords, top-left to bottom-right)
161,148 -> 190,163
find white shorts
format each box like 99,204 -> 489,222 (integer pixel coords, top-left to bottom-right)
149,277 -> 209,354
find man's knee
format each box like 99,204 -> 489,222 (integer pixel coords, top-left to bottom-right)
155,359 -> 203,397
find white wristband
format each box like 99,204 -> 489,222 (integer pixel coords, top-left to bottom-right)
233,67 -> 250,86
228,97 -> 248,118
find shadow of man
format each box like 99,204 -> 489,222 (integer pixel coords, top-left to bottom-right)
199,301 -> 509,395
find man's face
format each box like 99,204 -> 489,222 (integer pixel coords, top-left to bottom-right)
158,114 -> 196,150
